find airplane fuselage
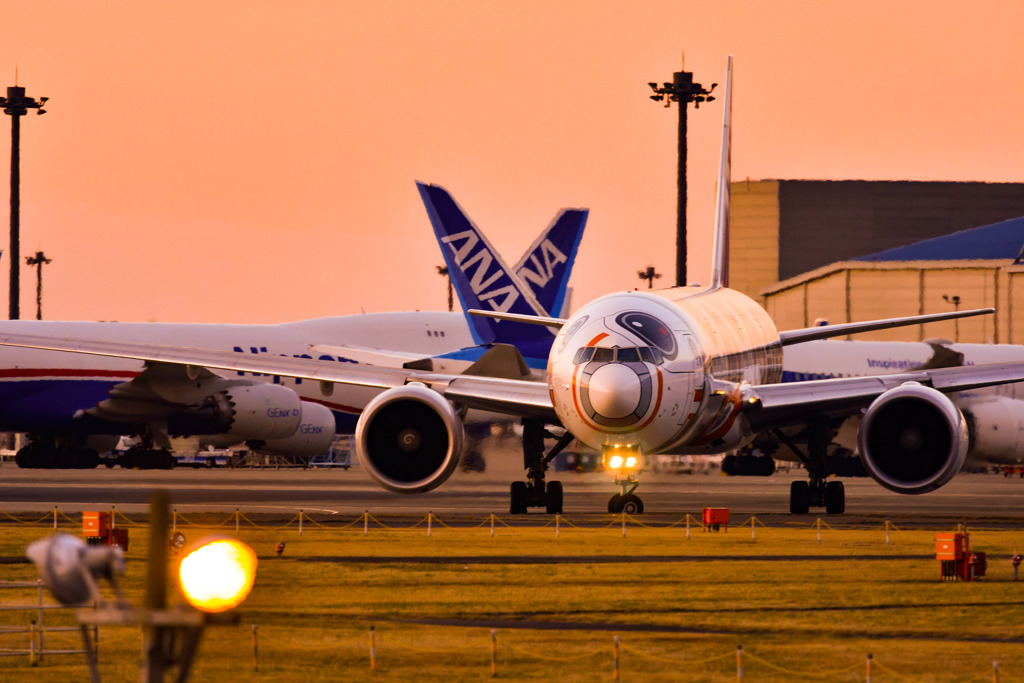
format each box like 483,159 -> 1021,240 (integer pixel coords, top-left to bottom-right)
548,286 -> 782,456
0,313 -> 472,435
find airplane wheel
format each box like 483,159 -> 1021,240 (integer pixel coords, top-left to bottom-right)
824,480 -> 845,514
620,494 -> 644,514
510,481 -> 528,514
789,480 -> 810,514
545,481 -> 563,515
608,494 -> 622,513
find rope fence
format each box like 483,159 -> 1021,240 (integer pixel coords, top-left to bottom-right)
0,507 -> 1016,545
240,623 -> 1022,681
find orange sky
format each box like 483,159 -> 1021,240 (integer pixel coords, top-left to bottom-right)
2,2 -> 1023,323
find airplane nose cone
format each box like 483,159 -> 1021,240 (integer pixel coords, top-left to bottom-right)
587,364 -> 642,419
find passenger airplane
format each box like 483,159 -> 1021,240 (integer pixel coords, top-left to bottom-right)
0,191 -> 586,471
2,56 -> 1021,518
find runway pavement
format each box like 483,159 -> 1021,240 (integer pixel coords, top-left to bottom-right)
2,456 -> 1023,522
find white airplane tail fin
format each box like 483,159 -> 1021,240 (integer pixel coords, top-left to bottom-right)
709,55 -> 733,291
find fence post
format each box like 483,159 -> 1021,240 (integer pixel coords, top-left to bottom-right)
736,644 -> 742,682
299,509 -> 304,535
491,629 -> 497,678
613,635 -> 620,681
29,619 -> 36,666
370,625 -> 376,670
252,624 -> 258,672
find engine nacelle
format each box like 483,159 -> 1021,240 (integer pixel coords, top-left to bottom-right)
858,382 -> 967,494
257,401 -> 337,458
962,396 -> 1024,465
355,383 -> 463,493
217,384 -> 302,441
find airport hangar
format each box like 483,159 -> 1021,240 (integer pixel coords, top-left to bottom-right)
728,180 -> 1024,343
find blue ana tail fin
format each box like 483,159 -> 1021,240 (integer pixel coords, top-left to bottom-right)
512,208 -> 587,319
417,182 -> 554,353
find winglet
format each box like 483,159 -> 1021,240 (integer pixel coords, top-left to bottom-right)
709,55 -> 733,291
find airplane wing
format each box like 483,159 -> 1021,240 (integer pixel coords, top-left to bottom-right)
778,308 -> 993,346
745,361 -> 1024,430
0,332 -> 558,422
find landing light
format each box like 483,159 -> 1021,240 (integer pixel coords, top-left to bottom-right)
179,538 -> 257,613
602,445 -> 643,474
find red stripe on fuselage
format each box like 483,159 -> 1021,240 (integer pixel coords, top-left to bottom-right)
0,368 -> 138,380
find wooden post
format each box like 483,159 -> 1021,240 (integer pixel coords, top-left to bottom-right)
491,629 -> 497,677
613,635 -> 620,681
370,625 -> 376,670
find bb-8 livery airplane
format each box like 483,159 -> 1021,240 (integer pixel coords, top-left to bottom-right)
1,56 -> 1020,515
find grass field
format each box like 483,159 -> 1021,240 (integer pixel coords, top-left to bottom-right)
2,513 -> 1024,681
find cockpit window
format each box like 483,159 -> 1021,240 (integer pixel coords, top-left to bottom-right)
573,347 -> 596,364
593,347 -> 614,362
616,347 -> 640,363
638,347 -> 654,364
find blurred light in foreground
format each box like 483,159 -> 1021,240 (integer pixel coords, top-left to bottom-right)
178,538 -> 257,612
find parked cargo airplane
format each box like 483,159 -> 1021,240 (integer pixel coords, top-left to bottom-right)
1,57 -> 1020,518
0,191 -> 586,470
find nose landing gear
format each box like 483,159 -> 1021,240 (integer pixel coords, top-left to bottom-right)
607,474 -> 644,514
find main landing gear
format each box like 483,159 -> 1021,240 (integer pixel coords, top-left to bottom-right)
15,436 -> 100,469
509,420 -> 573,515
773,420 -> 845,515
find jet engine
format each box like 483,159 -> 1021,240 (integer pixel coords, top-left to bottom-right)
962,396 -> 1024,464
215,384 -> 303,441
857,382 -> 967,494
256,401 -> 337,458
355,383 -> 463,493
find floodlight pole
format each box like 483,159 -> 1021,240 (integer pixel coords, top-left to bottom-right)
637,266 -> 661,289
25,250 -> 51,320
437,265 -> 453,312
1,85 -> 48,320
648,55 -> 715,287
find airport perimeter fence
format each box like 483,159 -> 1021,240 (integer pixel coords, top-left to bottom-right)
242,622 -> 1023,682
0,505 -> 978,545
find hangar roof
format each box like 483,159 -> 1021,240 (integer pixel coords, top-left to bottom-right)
853,214 -> 1024,262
